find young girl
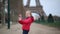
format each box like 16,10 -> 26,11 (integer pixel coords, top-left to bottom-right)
18,10 -> 34,34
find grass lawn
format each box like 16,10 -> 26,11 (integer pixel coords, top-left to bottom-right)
35,20 -> 60,29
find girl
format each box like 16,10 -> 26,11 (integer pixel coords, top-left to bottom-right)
18,10 -> 34,34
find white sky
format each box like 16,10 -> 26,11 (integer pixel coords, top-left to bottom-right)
23,0 -> 60,16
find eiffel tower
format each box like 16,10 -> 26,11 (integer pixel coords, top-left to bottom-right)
24,0 -> 46,16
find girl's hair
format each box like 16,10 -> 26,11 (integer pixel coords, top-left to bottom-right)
26,10 -> 32,16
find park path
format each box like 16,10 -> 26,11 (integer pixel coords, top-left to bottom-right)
0,23 -> 60,34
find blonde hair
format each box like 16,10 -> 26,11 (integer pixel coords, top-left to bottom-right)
26,10 -> 32,16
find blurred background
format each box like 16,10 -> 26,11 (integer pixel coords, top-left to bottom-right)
0,0 -> 60,34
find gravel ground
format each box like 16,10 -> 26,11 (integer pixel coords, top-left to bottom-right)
0,23 -> 60,34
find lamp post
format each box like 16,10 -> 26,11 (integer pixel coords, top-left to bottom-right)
8,0 -> 10,29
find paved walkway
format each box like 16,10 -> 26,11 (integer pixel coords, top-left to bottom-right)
0,23 -> 60,34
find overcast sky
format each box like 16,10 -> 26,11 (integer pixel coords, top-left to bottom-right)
23,0 -> 60,16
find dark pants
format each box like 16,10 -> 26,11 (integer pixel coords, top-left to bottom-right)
23,30 -> 29,34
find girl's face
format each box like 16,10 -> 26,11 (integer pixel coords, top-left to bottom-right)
26,11 -> 31,17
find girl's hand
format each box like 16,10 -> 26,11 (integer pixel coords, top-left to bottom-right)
19,14 -> 22,17
18,14 -> 22,21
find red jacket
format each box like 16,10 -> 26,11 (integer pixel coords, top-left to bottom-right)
18,17 -> 34,30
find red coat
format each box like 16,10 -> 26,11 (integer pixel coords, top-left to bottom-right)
18,17 -> 34,30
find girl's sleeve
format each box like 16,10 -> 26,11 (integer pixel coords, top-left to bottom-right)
18,20 -> 23,24
19,17 -> 34,24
